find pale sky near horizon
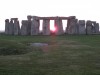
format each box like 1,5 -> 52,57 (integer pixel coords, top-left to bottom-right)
0,0 -> 100,31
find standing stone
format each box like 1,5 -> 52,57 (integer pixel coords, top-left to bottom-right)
95,23 -> 99,34
5,19 -> 9,34
27,21 -> 32,35
27,15 -> 32,35
86,20 -> 92,34
71,19 -> 78,34
31,16 -> 40,35
42,19 -> 50,35
66,19 -> 78,34
92,21 -> 99,34
12,18 -> 20,35
66,19 -> 71,34
78,20 -> 86,34
9,19 -> 14,35
21,20 -> 28,35
66,16 -> 76,34
54,18 -> 64,35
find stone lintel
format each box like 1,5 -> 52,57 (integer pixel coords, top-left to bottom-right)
31,16 -> 76,20
11,18 -> 18,21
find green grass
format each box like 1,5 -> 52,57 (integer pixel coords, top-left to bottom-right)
0,35 -> 100,75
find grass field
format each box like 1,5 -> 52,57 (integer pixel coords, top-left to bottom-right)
0,35 -> 100,75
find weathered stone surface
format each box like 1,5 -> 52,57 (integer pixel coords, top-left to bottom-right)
78,20 -> 86,34
86,20 -> 92,34
66,19 -> 70,34
13,18 -> 20,35
71,19 -> 78,34
54,19 -> 64,35
91,21 -> 99,34
27,16 -> 32,35
9,20 -> 14,35
66,19 -> 78,34
5,19 -> 9,34
42,19 -> 50,35
27,21 -> 32,35
21,20 -> 28,35
31,16 -> 40,35
95,23 -> 99,34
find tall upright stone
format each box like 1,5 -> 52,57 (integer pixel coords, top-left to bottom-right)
42,19 -> 50,35
5,19 -> 9,34
78,20 -> 86,34
59,19 -> 64,34
11,18 -> 20,35
9,19 -> 14,35
54,18 -> 64,35
21,20 -> 28,35
66,16 -> 77,34
66,19 -> 71,34
27,15 -> 32,35
31,16 -> 40,35
71,19 -> 78,34
95,23 -> 99,34
86,20 -> 92,34
66,19 -> 78,34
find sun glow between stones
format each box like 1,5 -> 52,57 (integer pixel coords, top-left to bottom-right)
50,20 -> 57,33
40,20 -> 67,33
51,25 -> 57,33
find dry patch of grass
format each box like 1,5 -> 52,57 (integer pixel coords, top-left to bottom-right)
41,40 -> 91,53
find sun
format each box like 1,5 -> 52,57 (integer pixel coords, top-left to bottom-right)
50,25 -> 57,33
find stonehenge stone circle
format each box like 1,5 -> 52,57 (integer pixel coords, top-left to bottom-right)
5,15 -> 100,35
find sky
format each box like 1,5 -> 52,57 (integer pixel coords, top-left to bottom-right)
0,0 -> 100,31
